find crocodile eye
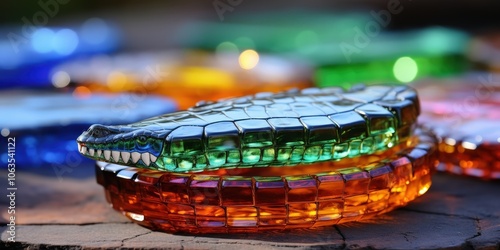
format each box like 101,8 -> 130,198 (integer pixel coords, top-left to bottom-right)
91,128 -> 109,138
137,136 -> 148,144
136,136 -> 149,150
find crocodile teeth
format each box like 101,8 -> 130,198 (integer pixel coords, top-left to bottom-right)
103,150 -> 111,161
121,152 -> 131,164
150,154 -> 157,163
96,150 -> 103,158
81,146 -> 87,155
131,152 -> 141,163
142,153 -> 150,166
77,143 -> 82,152
88,148 -> 95,157
111,151 -> 120,162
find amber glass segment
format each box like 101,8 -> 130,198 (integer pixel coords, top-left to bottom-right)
286,175 -> 318,202
136,171 -> 164,203
258,205 -> 287,228
160,175 -> 190,204
316,173 -> 344,200
254,177 -> 287,206
95,128 -> 437,234
227,206 -> 258,227
221,177 -> 254,206
189,176 -> 220,206
315,199 -> 343,225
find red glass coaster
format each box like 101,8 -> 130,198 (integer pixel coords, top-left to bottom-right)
95,128 -> 438,234
416,77 -> 500,179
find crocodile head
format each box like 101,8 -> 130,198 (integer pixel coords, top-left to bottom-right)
76,123 -> 169,168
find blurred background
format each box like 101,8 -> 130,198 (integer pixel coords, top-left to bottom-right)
1,0 -> 499,178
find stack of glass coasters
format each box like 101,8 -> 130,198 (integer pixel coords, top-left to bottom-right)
77,85 -> 438,233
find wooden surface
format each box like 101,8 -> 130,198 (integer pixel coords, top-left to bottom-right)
1,167 -> 499,250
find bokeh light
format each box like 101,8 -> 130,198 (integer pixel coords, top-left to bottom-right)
52,29 -> 79,55
393,56 -> 418,82
107,71 -> 127,91
239,49 -> 259,70
81,18 -> 109,45
180,67 -> 233,88
32,28 -> 56,53
1,128 -> 10,137
73,86 -> 92,99
215,41 -> 239,54
51,71 -> 71,88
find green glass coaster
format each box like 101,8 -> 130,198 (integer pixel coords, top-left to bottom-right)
315,54 -> 467,88
311,27 -> 469,87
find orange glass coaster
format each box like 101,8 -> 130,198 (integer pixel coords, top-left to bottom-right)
55,50 -> 312,109
416,78 -> 500,179
95,128 -> 437,234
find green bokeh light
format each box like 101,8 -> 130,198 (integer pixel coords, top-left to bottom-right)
393,57 -> 418,83
215,41 -> 239,54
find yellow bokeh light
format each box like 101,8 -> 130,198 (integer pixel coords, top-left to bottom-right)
239,49 -> 259,70
106,71 -> 127,91
393,57 -> 418,83
180,66 -> 233,88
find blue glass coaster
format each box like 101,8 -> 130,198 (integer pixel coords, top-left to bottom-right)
0,18 -> 120,88
0,90 -> 177,174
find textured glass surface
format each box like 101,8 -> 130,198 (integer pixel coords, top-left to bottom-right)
95,128 -> 438,233
78,85 -> 420,172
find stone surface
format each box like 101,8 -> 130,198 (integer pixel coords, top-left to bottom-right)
338,211 -> 476,249
468,217 -> 500,249
0,170 -> 128,225
0,170 -> 499,249
405,174 -> 500,219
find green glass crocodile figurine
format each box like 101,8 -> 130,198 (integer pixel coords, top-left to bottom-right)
77,85 -> 419,172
